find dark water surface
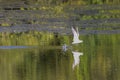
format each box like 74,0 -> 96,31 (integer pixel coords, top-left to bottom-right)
0,32 -> 119,80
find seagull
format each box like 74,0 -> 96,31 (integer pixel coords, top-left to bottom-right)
72,51 -> 83,69
71,27 -> 83,44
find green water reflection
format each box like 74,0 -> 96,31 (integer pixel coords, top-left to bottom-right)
0,32 -> 120,80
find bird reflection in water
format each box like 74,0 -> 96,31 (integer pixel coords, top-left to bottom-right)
72,51 -> 83,69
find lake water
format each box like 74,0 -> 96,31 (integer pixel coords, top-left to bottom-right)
0,32 -> 119,80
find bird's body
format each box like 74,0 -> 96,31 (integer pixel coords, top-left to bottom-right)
71,27 -> 83,44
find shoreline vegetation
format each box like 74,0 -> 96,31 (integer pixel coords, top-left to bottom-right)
0,0 -> 120,5
0,31 -> 119,46
0,3 -> 119,27
0,0 -> 120,28
0,0 -> 120,45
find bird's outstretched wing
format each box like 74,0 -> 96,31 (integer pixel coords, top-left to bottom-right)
71,27 -> 79,37
71,26 -> 83,44
76,27 -> 79,36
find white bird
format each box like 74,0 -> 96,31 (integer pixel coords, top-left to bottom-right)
72,51 -> 83,69
71,27 -> 83,44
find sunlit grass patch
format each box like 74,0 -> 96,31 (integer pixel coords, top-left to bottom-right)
1,23 -> 11,27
